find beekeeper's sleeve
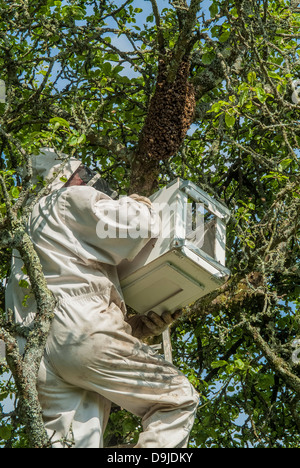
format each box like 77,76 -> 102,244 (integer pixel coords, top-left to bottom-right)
62,186 -> 159,266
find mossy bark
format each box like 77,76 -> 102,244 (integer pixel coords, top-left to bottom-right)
4,224 -> 56,448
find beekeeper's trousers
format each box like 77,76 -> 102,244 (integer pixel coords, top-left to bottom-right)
37,303 -> 199,448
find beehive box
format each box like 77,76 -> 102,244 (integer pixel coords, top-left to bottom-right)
118,178 -> 231,315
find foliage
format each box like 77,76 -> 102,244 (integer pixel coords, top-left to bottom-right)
0,0 -> 299,448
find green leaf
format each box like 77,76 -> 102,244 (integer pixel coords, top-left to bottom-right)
68,133 -> 86,147
278,158 -> 292,171
202,52 -> 215,65
248,71 -> 256,85
18,279 -> 29,289
0,391 -> 8,401
209,3 -> 219,17
11,186 -> 20,199
68,135 -> 78,146
231,7 -> 238,18
102,62 -> 112,75
211,360 -> 227,369
49,117 -> 70,128
235,359 -> 245,370
209,102 -> 222,113
77,134 -> 86,145
22,294 -> 31,307
0,425 -> 12,441
268,71 -> 282,81
256,86 -> 267,103
225,113 -> 236,128
219,31 -> 231,43
71,6 -> 85,19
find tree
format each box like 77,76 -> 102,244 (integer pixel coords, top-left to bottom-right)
0,0 -> 299,448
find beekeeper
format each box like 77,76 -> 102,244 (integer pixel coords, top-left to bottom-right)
6,148 -> 199,448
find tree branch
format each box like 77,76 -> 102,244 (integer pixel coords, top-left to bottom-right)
243,321 -> 300,397
150,0 -> 165,53
1,221 -> 56,447
167,0 -> 202,82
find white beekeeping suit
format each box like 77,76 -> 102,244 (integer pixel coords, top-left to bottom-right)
5,148 -> 199,448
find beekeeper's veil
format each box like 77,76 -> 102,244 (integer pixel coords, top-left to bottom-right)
30,148 -> 117,197
31,147 -> 81,192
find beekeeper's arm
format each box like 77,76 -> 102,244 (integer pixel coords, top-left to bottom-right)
64,187 -> 181,337
95,193 -> 159,264
64,187 -> 158,265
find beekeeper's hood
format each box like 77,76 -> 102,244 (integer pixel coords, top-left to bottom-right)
31,147 -> 118,198
31,147 -> 82,192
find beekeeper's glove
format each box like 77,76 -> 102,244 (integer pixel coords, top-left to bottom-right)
129,194 -> 152,209
127,310 -> 183,340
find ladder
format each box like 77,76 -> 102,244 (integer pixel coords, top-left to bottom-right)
162,328 -> 173,363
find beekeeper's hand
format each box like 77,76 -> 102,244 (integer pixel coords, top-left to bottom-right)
129,193 -> 152,209
127,310 -> 183,340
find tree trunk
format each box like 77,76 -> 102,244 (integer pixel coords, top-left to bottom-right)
4,225 -> 56,448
